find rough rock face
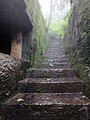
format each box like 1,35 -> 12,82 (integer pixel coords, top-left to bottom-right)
64,0 -> 90,97
0,53 -> 24,103
65,0 -> 90,50
0,0 -> 46,104
24,0 -> 46,64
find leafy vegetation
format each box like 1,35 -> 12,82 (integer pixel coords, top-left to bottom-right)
47,0 -> 70,29
49,20 -> 67,38
25,0 -> 47,66
77,9 -> 90,66
49,10 -> 71,38
64,0 -> 90,97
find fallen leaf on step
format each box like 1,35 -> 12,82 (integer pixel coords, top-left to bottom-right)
17,98 -> 24,102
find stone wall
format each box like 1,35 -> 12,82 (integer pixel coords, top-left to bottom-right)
24,0 -> 46,66
0,0 -> 46,104
0,0 -> 33,61
0,53 -> 25,104
64,0 -> 90,97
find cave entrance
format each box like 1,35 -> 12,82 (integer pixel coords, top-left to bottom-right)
0,32 -> 11,55
0,31 -> 22,59
0,0 -> 33,60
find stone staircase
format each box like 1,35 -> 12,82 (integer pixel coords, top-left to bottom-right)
2,39 -> 90,120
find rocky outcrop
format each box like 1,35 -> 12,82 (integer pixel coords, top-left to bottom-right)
0,0 -> 46,64
64,0 -> 90,97
0,53 -> 24,103
0,0 -> 46,104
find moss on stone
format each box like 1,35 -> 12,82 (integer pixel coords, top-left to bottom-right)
24,0 -> 47,66
64,0 -> 90,97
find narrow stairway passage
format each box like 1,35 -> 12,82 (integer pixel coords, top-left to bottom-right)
43,39 -> 65,59
2,38 -> 90,120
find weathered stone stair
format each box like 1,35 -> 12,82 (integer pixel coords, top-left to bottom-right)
18,77 -> 83,93
27,68 -> 76,78
2,39 -> 90,120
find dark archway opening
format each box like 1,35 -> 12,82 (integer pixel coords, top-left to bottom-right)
0,0 -> 33,59
0,31 -> 12,55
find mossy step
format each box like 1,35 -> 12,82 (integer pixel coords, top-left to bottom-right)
44,50 -> 62,52
43,54 -> 63,58
18,77 -> 83,93
45,50 -> 62,52
37,62 -> 71,69
2,93 -> 90,120
43,51 -> 63,54
43,56 -> 66,60
43,54 -> 64,57
42,58 -> 69,63
27,68 -> 76,78
43,55 -> 67,59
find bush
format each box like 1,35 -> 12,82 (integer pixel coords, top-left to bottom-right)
49,10 -> 71,38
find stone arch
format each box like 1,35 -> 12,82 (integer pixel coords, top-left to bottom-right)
0,0 -> 33,59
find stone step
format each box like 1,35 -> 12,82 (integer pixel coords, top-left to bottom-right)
42,58 -> 69,63
18,77 -> 83,93
45,50 -> 61,52
44,50 -> 62,52
37,62 -> 71,69
44,54 -> 68,59
27,68 -> 76,78
44,48 -> 61,53
2,93 -> 90,120
43,56 -> 66,60
43,55 -> 67,58
43,52 -> 62,54
45,50 -> 63,53
43,55 -> 63,58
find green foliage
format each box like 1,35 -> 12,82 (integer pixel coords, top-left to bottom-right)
49,20 -> 67,38
67,50 -> 90,97
63,0 -> 90,97
25,0 -> 47,66
49,10 -> 71,38
77,9 -> 90,66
